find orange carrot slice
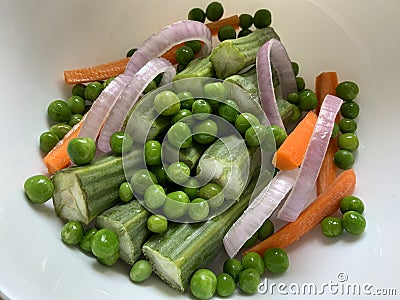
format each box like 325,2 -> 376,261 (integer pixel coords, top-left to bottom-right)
43,117 -> 84,174
63,16 -> 240,84
243,169 -> 356,255
273,111 -> 318,171
315,71 -> 340,195
206,15 -> 240,36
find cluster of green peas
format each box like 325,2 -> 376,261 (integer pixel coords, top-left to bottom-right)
59,219 -> 152,283
332,81 -> 360,170
190,233 -> 289,299
39,80 -> 108,154
321,195 -> 366,237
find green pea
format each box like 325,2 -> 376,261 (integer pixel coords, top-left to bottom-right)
205,1 -> 224,21
150,165 -> 168,185
238,268 -> 260,294
298,90 -> 318,111
144,184 -> 166,209
235,112 -> 260,134
331,123 -> 340,138
263,247 -> 289,274
321,217 -> 343,237
239,13 -> 253,29
185,40 -> 202,54
218,25 -> 236,42
171,109 -> 193,124
154,90 -> 181,116
39,131 -> 59,153
253,9 -> 272,29
177,91 -> 196,110
103,77 -> 114,88
167,121 -> 192,148
147,214 -> 168,233
338,133 -> 359,151
242,252 -> 265,276
91,228 -> 119,259
130,260 -> 153,283
188,7 -> 206,22
48,100 -> 72,122
67,95 -> 85,114
334,150 -> 354,170
130,169 -> 158,195
192,99 -> 213,120
182,178 -> 200,200
336,81 -> 359,101
190,269 -> 217,300
218,99 -> 239,122
175,46 -> 195,66
144,80 -> 157,94
342,211 -> 366,235
216,273 -> 236,297
296,77 -> 306,91
245,124 -> 268,147
223,258 -> 242,282
199,182 -> 224,209
287,92 -> 299,104
79,227 -> 97,252
188,198 -> 210,221
72,83 -> 86,98
67,137 -> 96,165
167,161 -> 191,185
291,62 -> 300,76
144,140 -> 162,165
193,119 -> 218,144
339,118 -> 357,133
49,123 -> 72,139
269,125 -> 287,148
126,48 -> 137,57
110,131 -> 133,155
163,191 -> 190,219
97,250 -> 119,267
24,174 -> 54,204
203,82 -> 227,105
84,81 -> 104,102
257,219 -> 274,240
340,101 -> 359,119
238,29 -> 252,38
61,221 -> 84,245
243,232 -> 258,248
340,196 -> 365,214
68,114 -> 82,127
119,182 -> 133,202
154,73 -> 163,86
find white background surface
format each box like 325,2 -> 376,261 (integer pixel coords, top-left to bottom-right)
0,0 -> 399,299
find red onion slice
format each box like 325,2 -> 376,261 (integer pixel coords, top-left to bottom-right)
256,38 -> 297,130
223,169 -> 299,258
97,57 -> 176,152
277,95 -> 343,222
125,20 -> 212,76
78,74 -> 131,141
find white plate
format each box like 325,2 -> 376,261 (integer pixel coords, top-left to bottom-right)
1,0 -> 399,299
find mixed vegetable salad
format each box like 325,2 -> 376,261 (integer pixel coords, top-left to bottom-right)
23,2 -> 366,299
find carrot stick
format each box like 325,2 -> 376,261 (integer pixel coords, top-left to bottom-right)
64,16 -> 239,84
206,15 -> 240,36
43,118 -> 84,174
272,111 -> 318,171
243,169 -> 356,256
315,72 -> 340,195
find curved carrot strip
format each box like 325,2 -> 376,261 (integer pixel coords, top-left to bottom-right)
243,169 -> 356,256
206,15 -> 240,36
